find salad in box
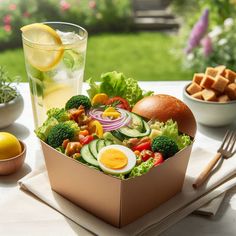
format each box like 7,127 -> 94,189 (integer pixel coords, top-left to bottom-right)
36,71 -> 193,179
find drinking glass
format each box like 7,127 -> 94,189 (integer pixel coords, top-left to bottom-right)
22,22 -> 88,127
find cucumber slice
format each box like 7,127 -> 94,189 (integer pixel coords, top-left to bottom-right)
104,140 -> 113,146
97,139 -> 106,153
103,132 -> 123,145
89,139 -> 99,159
111,130 -> 125,141
89,139 -> 114,160
81,144 -> 99,167
128,112 -> 144,131
118,119 -> 151,138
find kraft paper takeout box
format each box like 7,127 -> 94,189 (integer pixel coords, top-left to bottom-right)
41,140 -> 193,228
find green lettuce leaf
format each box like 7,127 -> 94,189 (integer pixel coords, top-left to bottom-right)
86,71 -> 153,107
151,119 -> 192,150
86,77 -> 100,98
129,158 -> 154,178
34,117 -> 59,141
99,71 -> 127,97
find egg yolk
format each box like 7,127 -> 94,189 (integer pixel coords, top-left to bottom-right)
100,149 -> 128,169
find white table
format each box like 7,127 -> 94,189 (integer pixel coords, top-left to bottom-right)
0,82 -> 236,235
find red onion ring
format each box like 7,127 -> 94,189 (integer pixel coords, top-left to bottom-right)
89,108 -> 131,131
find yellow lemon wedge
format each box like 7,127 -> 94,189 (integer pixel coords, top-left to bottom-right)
91,93 -> 109,106
21,23 -> 64,71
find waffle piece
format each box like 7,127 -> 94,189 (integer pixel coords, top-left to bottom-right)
187,82 -> 202,95
205,67 -> 219,78
215,65 -> 226,77
200,75 -> 215,89
192,91 -> 203,100
211,75 -> 229,93
192,73 -> 204,85
225,69 -> 236,83
202,89 -> 217,101
218,94 -> 230,103
225,83 -> 236,99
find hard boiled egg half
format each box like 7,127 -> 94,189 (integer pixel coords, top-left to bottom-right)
97,144 -> 136,175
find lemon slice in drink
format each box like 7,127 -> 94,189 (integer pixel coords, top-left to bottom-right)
21,23 -> 64,71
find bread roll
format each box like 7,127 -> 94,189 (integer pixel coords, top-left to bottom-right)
132,94 -> 197,137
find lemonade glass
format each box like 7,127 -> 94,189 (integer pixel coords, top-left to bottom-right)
21,22 -> 88,127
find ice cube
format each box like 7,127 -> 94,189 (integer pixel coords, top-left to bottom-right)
56,30 -> 83,44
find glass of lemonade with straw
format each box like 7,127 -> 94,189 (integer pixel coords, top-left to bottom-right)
21,22 -> 87,128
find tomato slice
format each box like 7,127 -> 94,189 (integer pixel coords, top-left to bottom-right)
80,135 -> 94,145
153,152 -> 164,167
106,96 -> 131,111
140,150 -> 154,162
132,141 -> 151,152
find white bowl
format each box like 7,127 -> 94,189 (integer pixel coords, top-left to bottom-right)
0,93 -> 24,128
183,83 -> 236,127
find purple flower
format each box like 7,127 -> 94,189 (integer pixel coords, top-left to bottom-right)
201,35 -> 213,57
185,9 -> 209,54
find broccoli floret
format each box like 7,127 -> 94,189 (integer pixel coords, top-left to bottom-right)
46,108 -> 70,122
151,136 -> 179,159
35,117 -> 59,141
64,120 -> 80,131
65,95 -> 91,110
47,121 -> 79,148
35,108 -> 71,141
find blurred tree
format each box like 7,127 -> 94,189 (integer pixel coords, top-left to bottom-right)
0,0 -> 132,50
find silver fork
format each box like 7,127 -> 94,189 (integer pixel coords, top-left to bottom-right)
193,129 -> 236,189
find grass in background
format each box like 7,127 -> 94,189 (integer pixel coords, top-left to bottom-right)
0,32 -> 193,82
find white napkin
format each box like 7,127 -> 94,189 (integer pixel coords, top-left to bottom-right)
15,146 -> 236,236
194,192 -> 226,216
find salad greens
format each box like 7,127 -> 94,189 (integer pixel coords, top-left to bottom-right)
129,158 -> 154,177
35,117 -> 59,142
47,108 -> 70,122
86,71 -> 153,106
149,119 -> 192,150
35,71 -> 193,181
35,107 -> 71,141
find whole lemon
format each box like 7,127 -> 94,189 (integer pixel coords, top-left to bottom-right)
0,132 -> 22,160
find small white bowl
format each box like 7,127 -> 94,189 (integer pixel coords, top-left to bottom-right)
183,83 -> 236,127
0,92 -> 24,128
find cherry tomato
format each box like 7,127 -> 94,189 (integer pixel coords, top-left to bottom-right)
140,150 -> 154,162
106,96 -> 131,111
132,141 -> 151,152
80,135 -> 94,145
153,152 -> 164,167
